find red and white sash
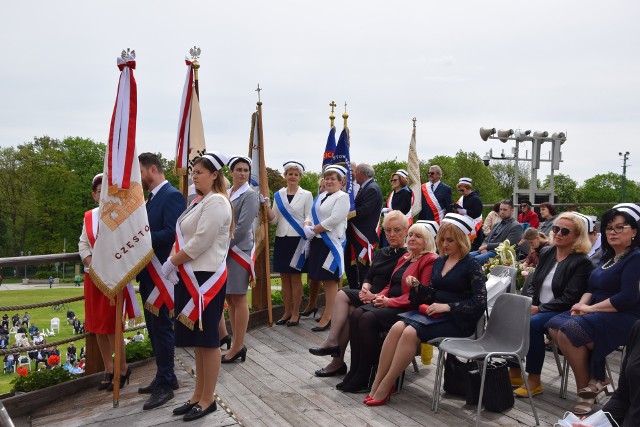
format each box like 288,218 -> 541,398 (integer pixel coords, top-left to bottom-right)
228,245 -> 256,285
143,256 -> 175,317
456,195 -> 483,241
174,221 -> 228,331
350,224 -> 377,264
84,208 -> 142,321
421,184 -> 445,224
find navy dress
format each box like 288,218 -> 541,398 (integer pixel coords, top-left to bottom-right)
404,254 -> 487,342
546,248 -> 640,380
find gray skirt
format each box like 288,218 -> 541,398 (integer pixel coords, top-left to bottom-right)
226,252 -> 251,295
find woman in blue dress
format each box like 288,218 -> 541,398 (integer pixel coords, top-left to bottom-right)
547,203 -> 640,415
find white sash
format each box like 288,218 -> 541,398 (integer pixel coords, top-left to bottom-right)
422,183 -> 445,224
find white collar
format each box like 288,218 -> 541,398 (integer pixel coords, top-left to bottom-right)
149,180 -> 168,197
228,182 -> 250,202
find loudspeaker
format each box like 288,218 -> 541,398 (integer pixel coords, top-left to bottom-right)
497,129 -> 514,143
479,127 -> 496,141
532,130 -> 548,138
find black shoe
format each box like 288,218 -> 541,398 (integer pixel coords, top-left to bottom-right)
220,335 -> 232,350
341,382 -> 370,394
309,345 -> 340,357
138,378 -> 158,394
299,308 -> 318,318
311,321 -> 331,332
98,372 -> 114,391
143,386 -> 174,410
173,400 -> 198,416
275,316 -> 291,325
171,378 -> 180,390
107,367 -> 131,391
221,346 -> 247,363
183,401 -> 217,422
286,319 -> 300,327
315,363 -> 347,377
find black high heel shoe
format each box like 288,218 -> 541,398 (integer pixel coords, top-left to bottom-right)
309,345 -> 340,357
311,321 -> 331,332
220,335 -> 232,350
97,372 -> 114,390
107,367 -> 131,391
221,346 -> 247,363
299,308 -> 318,318
275,316 -> 291,325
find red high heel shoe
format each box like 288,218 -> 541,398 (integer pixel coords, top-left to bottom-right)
365,385 -> 396,406
363,395 -> 372,404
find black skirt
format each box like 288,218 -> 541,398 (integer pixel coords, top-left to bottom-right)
308,238 -> 341,281
174,271 -> 226,348
273,236 -> 308,273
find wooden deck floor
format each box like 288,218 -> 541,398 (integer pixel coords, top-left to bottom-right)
12,317 -> 621,427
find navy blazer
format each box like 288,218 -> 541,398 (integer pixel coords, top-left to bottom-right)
137,182 -> 186,300
348,179 -> 383,244
418,182 -> 452,221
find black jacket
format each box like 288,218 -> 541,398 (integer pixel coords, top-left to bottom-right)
525,246 -> 594,312
348,179 -> 383,244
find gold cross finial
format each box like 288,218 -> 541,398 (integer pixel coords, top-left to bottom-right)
329,101 -> 336,127
342,101 -> 349,127
255,84 -> 262,103
412,117 -> 417,128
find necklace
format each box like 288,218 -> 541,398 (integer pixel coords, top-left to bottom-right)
601,249 -> 630,270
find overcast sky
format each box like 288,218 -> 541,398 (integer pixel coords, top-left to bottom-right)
2,1 -> 638,185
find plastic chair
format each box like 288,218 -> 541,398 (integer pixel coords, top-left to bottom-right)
490,265 -> 518,294
432,293 -> 539,426
50,318 -> 60,334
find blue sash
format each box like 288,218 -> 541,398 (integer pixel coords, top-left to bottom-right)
274,190 -> 307,270
311,194 -> 345,277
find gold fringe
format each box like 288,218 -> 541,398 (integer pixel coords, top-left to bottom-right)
90,250 -> 154,301
177,313 -> 195,330
347,211 -> 356,220
144,302 -> 160,317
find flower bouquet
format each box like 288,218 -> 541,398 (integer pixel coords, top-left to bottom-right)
482,240 -> 526,291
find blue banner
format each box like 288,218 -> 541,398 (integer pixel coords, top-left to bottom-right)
332,128 -> 355,213
322,127 -> 336,170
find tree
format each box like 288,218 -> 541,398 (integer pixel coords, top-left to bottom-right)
578,173 -> 640,217
489,161 -> 530,200
541,173 -> 578,204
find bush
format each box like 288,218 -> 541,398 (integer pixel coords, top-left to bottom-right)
126,337 -> 154,363
11,366 -> 77,393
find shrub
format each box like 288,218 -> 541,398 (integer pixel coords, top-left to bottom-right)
126,337 -> 153,363
11,366 -> 77,393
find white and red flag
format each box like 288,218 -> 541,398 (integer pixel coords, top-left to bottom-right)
408,119 -> 422,219
89,50 -> 153,300
175,58 -> 206,174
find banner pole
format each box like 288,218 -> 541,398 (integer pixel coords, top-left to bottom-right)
112,290 -> 124,407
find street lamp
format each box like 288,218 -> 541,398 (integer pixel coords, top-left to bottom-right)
479,126 -> 567,209
619,151 -> 630,202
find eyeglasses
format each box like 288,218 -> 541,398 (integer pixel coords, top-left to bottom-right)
457,189 -> 465,193
428,172 -> 437,176
552,225 -> 572,236
605,224 -> 632,234
191,169 -> 208,176
520,204 -> 528,208
383,227 -> 404,235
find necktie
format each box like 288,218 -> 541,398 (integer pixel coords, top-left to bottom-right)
147,192 -> 154,203
431,184 -> 435,192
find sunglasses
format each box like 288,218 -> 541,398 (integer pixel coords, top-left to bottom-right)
428,172 -> 437,175
552,225 -> 572,236
520,204 -> 528,208
457,189 -> 465,193
390,178 -> 399,182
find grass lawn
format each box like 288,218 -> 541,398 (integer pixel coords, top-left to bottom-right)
0,286 -> 143,395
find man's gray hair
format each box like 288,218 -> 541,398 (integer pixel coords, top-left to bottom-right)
429,165 -> 443,175
356,163 -> 375,178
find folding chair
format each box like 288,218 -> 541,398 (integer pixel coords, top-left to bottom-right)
50,318 -> 60,334
432,293 -> 539,426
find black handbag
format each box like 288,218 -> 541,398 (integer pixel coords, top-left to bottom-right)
466,360 -> 514,412
442,354 -> 472,397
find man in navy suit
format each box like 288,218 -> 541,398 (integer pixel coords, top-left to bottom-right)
418,165 -> 452,224
345,163 -> 383,289
137,153 -> 186,410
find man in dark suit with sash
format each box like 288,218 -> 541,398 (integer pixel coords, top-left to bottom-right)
137,153 -> 186,410
418,165 -> 452,224
345,163 -> 383,289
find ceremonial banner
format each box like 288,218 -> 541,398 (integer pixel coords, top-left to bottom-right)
332,128 -> 355,217
90,51 -> 153,299
248,112 -> 264,258
175,59 -> 206,175
408,123 -> 422,218
322,127 -> 337,170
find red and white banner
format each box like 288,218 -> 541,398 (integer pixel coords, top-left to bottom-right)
175,59 -> 206,173
89,52 -> 153,300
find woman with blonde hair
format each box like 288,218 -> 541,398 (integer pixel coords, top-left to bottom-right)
265,160 -> 313,326
365,213 -> 486,406
509,212 -> 594,399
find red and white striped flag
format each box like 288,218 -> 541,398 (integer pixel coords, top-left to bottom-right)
175,59 -> 206,174
89,50 -> 153,300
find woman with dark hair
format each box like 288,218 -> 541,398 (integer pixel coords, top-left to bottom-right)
547,203 -> 640,415
509,213 -> 593,398
453,177 -> 483,242
163,152 -> 232,421
265,160 -> 313,326
365,214 -> 486,406
219,156 -> 259,363
380,170 -> 412,248
538,202 -> 558,237
79,173 -> 131,391
520,228 -> 550,269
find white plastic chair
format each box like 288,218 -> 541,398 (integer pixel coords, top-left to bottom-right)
17,355 -> 31,372
432,293 -> 539,426
50,318 -> 60,334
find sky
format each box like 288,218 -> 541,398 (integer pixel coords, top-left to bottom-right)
1,1 -> 639,185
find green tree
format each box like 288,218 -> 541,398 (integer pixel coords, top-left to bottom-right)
578,173 -> 640,217
541,173 -> 578,204
489,161 -> 530,200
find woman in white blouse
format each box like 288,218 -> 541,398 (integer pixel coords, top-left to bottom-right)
304,165 -> 351,331
266,160 -> 313,326
161,152 -> 232,422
